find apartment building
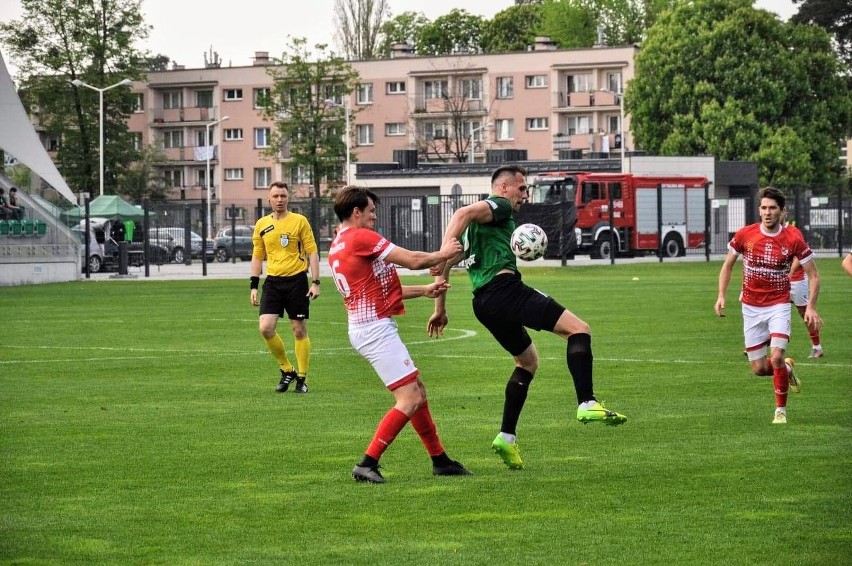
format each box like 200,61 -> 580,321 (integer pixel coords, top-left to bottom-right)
127,40 -> 638,209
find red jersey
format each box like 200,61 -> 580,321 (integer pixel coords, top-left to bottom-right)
328,226 -> 405,325
785,224 -> 806,282
728,223 -> 813,307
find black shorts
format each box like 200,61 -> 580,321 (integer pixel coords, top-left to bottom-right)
472,272 -> 564,357
259,272 -> 310,320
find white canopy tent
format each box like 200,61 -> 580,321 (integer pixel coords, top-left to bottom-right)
0,51 -> 76,204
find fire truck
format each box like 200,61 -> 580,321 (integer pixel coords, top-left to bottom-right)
528,172 -> 710,259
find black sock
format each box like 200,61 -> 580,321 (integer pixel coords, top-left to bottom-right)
431,452 -> 452,467
500,367 -> 534,435
358,455 -> 379,468
567,333 -> 595,405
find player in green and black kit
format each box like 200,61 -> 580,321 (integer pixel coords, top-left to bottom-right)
429,164 -> 627,470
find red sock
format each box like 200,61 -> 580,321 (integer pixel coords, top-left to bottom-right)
809,328 -> 820,346
773,365 -> 789,408
409,401 -> 445,457
365,408 -> 410,460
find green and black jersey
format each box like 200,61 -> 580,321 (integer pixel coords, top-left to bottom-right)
462,195 -> 517,292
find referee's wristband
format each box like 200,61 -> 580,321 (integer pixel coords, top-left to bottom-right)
250,276 -> 260,290
312,279 -> 321,285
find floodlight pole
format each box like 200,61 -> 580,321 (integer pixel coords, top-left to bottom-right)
205,116 -> 229,239
71,78 -> 133,196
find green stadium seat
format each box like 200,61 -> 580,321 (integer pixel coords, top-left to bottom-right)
0,219 -> 8,235
21,219 -> 34,236
8,219 -> 21,236
35,220 -> 47,236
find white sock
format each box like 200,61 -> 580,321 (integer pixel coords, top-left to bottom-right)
775,407 -> 787,415
813,345 -> 822,351
579,400 -> 598,410
499,432 -> 516,444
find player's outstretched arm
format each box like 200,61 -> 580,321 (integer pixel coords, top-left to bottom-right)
385,238 -> 462,271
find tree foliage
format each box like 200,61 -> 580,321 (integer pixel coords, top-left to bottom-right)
378,11 -> 430,56
417,9 -> 485,55
539,0 -> 598,48
0,0 -> 150,198
626,0 -> 852,185
333,0 -> 391,60
482,3 -> 544,53
792,0 -> 852,71
262,38 -> 359,197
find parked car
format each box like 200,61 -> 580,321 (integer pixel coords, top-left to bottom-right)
214,225 -> 254,262
72,218 -> 171,272
148,227 -> 215,262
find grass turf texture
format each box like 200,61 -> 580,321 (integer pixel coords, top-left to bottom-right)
2,261 -> 850,564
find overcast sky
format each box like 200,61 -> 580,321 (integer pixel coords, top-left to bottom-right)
0,0 -> 798,73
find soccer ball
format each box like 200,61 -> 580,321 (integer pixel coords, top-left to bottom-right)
510,223 -> 548,261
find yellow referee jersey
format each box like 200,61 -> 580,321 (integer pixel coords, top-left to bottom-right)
252,212 -> 318,277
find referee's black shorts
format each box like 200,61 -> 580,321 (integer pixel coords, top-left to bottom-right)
259,272 -> 310,320
472,272 -> 564,357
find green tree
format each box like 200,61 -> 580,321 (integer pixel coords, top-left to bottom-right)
792,0 -> 852,71
626,0 -> 852,185
378,11 -> 430,56
539,0 -> 597,48
0,0 -> 149,197
261,38 -> 359,197
119,144 -> 170,204
334,0 -> 391,60
417,9 -> 485,55
482,3 -> 544,53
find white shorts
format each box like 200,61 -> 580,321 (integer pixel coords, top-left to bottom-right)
790,278 -> 808,307
742,302 -> 791,361
348,318 -> 419,390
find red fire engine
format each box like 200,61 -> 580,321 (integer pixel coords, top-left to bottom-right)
529,172 -> 710,259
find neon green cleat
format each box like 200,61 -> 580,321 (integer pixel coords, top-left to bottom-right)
577,402 -> 627,426
491,435 -> 524,470
785,357 -> 801,393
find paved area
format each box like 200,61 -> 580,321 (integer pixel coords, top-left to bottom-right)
87,254 -> 722,281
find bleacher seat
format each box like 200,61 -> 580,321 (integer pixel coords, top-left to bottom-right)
35,220 -> 47,236
0,219 -> 8,235
8,219 -> 21,236
21,219 -> 34,236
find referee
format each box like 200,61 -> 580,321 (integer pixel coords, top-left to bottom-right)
250,182 -> 321,393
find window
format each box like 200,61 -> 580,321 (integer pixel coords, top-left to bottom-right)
254,168 -> 271,188
323,84 -> 344,104
609,182 -> 622,200
496,77 -> 513,99
608,115 -> 620,134
291,165 -> 311,184
566,116 -> 590,135
423,122 -> 449,140
581,182 -> 603,205
131,93 -> 144,112
46,135 -> 60,152
385,123 -> 405,136
461,78 -> 482,100
607,72 -> 622,93
567,73 -> 592,93
462,120 -> 485,141
356,124 -> 374,145
356,83 -> 373,104
163,130 -> 183,148
223,128 -> 243,141
254,128 -> 271,148
253,88 -> 270,108
130,132 -> 143,151
224,168 -> 244,181
196,90 -> 213,108
196,169 -> 208,187
526,117 -> 549,131
163,169 -> 183,188
386,81 -> 405,94
224,88 -> 243,101
496,119 -> 514,141
525,75 -> 547,88
423,80 -> 448,99
163,91 -> 182,109
196,129 -> 213,147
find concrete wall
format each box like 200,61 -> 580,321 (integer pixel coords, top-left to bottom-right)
0,243 -> 81,286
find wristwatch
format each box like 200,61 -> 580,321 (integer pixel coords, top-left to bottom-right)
312,279 -> 321,285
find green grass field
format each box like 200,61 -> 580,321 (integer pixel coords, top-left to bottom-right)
2,261 -> 850,564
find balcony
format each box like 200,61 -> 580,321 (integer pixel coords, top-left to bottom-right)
412,97 -> 486,116
554,90 -> 621,110
151,106 -> 223,126
160,145 -> 220,163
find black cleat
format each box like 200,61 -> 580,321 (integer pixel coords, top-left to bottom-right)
294,377 -> 308,394
352,464 -> 385,483
276,370 -> 297,393
433,460 -> 472,476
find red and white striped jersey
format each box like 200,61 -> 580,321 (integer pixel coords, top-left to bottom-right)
728,223 -> 813,307
328,226 -> 404,325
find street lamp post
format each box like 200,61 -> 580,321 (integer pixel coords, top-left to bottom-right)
468,122 -> 493,163
71,78 -> 133,196
324,98 -> 350,185
205,116 -> 229,239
